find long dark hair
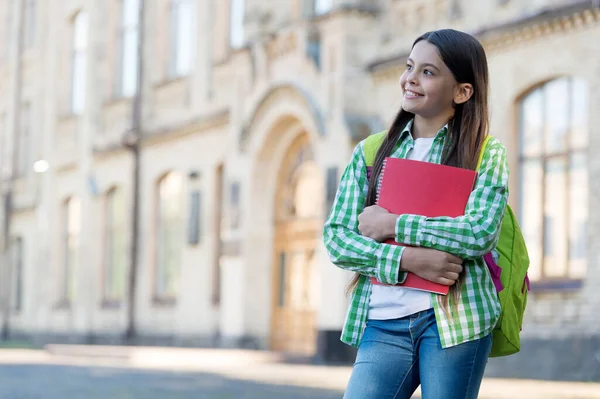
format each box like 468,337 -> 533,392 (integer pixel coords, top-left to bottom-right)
347,29 -> 490,315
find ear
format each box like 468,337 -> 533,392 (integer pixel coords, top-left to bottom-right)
454,83 -> 474,105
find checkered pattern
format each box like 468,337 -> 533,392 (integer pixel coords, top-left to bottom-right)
323,121 -> 507,348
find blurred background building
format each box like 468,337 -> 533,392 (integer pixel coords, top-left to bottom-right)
0,0 -> 598,382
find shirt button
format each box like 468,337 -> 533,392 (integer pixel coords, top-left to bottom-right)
432,238 -> 438,245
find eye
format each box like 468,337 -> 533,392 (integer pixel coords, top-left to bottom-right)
424,69 -> 434,76
406,64 -> 413,71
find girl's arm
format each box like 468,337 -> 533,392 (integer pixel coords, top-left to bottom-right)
394,137 -> 509,259
323,142 -> 407,285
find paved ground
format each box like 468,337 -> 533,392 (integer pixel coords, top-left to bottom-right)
0,364 -> 343,399
0,346 -> 598,399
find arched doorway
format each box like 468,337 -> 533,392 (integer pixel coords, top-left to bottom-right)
270,133 -> 322,355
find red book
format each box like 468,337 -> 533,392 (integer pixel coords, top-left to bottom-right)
371,157 -> 478,295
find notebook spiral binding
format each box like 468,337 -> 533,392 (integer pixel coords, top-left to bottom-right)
375,158 -> 388,204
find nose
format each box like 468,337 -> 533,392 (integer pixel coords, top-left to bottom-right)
406,69 -> 418,86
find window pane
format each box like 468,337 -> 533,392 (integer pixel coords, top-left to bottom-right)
106,189 -> 126,299
156,224 -> 166,294
72,12 -> 88,115
544,78 -> 569,154
121,30 -> 139,97
230,0 -> 245,48
67,245 -> 77,300
157,174 -> 182,297
123,0 -> 140,28
569,152 -> 587,278
519,88 -> 543,157
11,238 -> 23,311
175,2 -> 194,75
315,0 -> 333,15
65,197 -> 81,301
543,157 -> 568,277
169,2 -> 178,74
520,158 -> 543,281
571,78 -> 588,149
68,197 -> 81,235
73,12 -> 88,50
25,0 -> 36,49
110,228 -> 127,298
71,53 -> 86,114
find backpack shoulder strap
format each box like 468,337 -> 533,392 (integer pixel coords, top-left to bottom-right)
363,131 -> 387,167
476,135 -> 494,172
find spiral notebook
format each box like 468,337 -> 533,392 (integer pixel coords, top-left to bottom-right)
370,157 -> 478,295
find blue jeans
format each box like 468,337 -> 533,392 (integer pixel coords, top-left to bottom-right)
344,309 -> 492,399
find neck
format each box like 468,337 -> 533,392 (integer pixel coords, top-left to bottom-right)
412,112 -> 454,139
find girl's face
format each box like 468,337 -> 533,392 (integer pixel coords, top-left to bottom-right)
399,40 -> 461,119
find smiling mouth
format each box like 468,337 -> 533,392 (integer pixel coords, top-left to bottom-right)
405,90 -> 424,97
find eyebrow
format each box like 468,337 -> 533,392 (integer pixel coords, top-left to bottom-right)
407,58 -> 441,72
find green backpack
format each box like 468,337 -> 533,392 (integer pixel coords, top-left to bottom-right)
363,132 -> 530,357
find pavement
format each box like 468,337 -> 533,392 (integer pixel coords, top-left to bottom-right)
0,345 -> 597,398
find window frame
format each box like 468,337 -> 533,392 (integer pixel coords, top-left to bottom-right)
168,0 -> 194,78
10,237 -> 24,312
23,0 -> 36,50
517,77 -> 588,286
59,197 -> 81,306
116,0 -> 140,98
70,11 -> 88,115
153,172 -> 183,304
102,187 -> 127,306
229,0 -> 245,49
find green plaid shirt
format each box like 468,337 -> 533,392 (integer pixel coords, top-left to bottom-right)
323,121 -> 508,348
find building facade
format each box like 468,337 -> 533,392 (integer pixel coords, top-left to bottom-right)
0,0 -> 599,380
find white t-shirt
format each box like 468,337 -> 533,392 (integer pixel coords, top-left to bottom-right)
368,137 -> 435,320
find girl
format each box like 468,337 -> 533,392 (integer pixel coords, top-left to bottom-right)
323,29 -> 508,399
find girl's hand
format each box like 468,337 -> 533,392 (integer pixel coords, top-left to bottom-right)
401,247 -> 463,286
358,205 -> 398,242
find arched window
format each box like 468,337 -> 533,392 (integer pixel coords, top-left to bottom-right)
518,77 -> 588,281
11,237 -> 24,312
169,0 -> 194,77
155,172 -> 183,300
117,0 -> 140,97
104,187 -> 127,303
71,11 -> 88,114
229,0 -> 245,49
315,0 -> 333,15
62,196 -> 81,303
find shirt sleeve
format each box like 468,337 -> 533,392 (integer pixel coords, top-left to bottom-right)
323,141 -> 407,285
394,138 -> 509,259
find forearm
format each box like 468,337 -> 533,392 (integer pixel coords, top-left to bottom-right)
324,224 -> 407,284
394,205 -> 505,259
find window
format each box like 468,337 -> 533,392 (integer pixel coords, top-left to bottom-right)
104,187 -> 127,303
2,0 -> 12,60
229,0 -> 244,49
71,11 -> 88,115
0,113 -> 5,176
15,103 -> 31,177
314,0 -> 333,15
61,197 -> 81,303
229,181 -> 240,228
23,0 -> 36,50
155,172 -> 183,300
117,0 -> 140,97
11,237 -> 24,312
518,77 -> 588,281
168,0 -> 194,77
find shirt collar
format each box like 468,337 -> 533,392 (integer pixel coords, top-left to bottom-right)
400,119 -> 449,142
